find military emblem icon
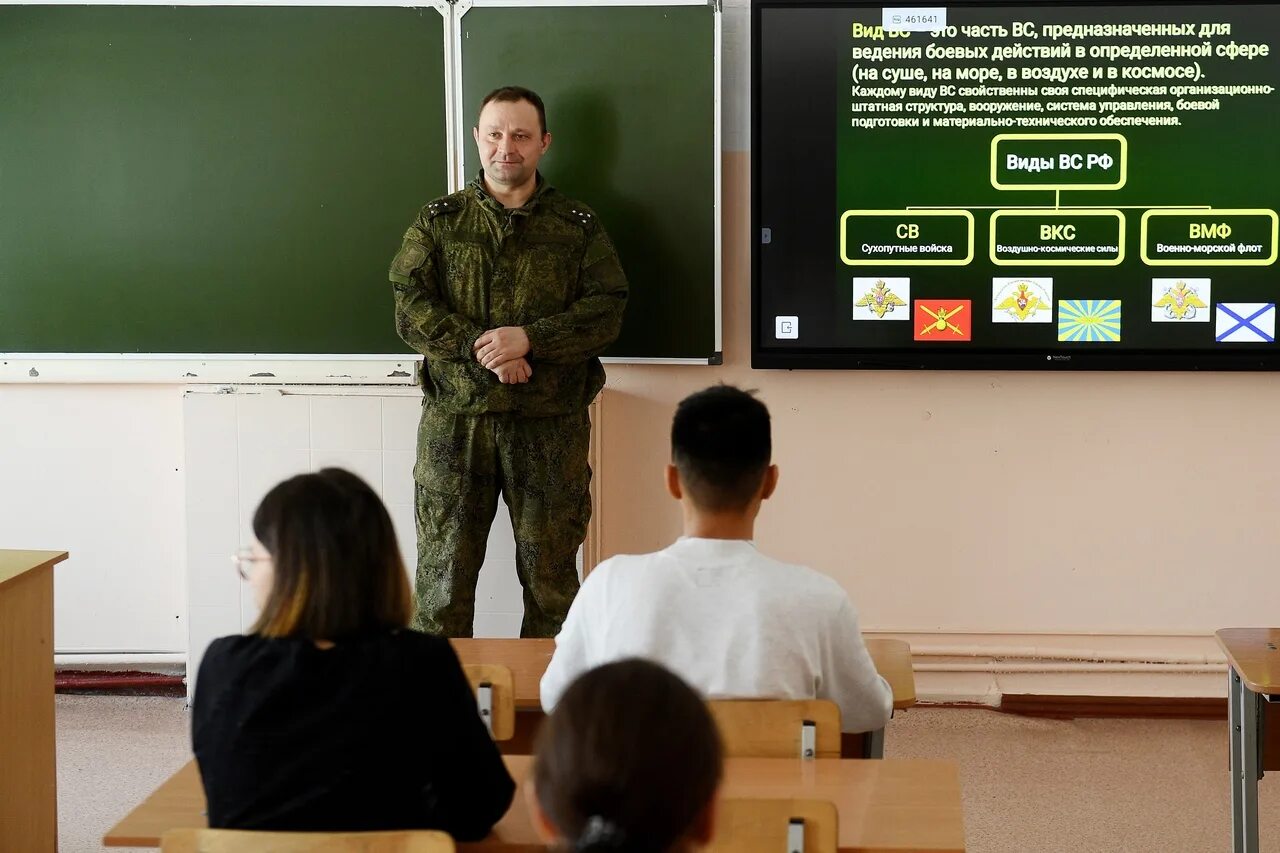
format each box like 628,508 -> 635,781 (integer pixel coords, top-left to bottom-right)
992,278 -> 1052,324
914,300 -> 972,341
1151,279 -> 1210,323
853,278 -> 910,320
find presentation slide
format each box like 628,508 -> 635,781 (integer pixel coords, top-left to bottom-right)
753,1 -> 1280,369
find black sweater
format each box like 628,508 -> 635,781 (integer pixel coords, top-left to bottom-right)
192,630 -> 514,839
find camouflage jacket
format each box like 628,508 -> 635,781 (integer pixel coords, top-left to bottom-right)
390,173 -> 628,417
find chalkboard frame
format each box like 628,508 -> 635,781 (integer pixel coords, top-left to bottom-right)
454,0 -> 724,365
0,2 -> 448,384
0,0 -> 722,381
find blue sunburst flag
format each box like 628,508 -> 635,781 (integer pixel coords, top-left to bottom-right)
1058,299 -> 1122,343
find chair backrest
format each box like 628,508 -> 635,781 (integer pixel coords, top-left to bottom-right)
450,638 -> 553,708
708,699 -> 842,759
463,662 -> 516,741
706,799 -> 838,853
160,829 -> 455,853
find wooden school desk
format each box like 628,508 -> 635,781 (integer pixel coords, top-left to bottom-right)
1216,629 -> 1280,853
450,637 -> 918,758
104,754 -> 965,852
0,550 -> 68,853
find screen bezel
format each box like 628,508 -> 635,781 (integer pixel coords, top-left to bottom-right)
750,0 -> 1280,370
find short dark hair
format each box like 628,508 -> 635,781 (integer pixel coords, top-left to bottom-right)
250,468 -> 413,639
671,385 -> 772,512
533,659 -> 722,853
477,85 -> 548,136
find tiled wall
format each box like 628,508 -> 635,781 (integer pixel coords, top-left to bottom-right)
0,384 -> 187,653
184,387 -> 537,694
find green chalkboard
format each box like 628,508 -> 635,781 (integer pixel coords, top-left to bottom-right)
0,6 -> 446,354
460,3 -> 720,362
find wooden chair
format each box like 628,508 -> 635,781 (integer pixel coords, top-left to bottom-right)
160,828 -> 455,852
706,799 -> 838,853
451,639 -> 552,753
463,663 -> 515,741
708,699 -> 842,760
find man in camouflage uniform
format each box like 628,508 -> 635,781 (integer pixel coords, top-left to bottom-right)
389,86 -> 627,638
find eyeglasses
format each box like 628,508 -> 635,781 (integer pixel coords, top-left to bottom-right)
231,548 -> 271,581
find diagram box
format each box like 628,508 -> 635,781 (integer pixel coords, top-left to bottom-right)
1141,209 -> 1278,266
991,210 -> 1125,266
840,209 -> 974,266
991,134 -> 1127,191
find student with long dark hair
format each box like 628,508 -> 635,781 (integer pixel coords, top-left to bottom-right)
529,659 -> 723,853
192,468 -> 514,837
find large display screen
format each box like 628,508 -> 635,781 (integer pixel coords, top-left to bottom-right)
753,0 -> 1280,369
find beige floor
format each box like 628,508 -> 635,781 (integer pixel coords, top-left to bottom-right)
58,696 -> 1280,853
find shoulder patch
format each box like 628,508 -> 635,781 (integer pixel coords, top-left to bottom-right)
391,241 -> 428,276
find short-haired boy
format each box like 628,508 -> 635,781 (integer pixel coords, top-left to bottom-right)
540,385 -> 892,734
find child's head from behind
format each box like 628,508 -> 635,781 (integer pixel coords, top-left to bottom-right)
249,467 -> 412,640
532,659 -> 723,853
669,385 -> 775,514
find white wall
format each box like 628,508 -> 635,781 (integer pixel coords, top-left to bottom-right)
0,386 -> 185,653
183,387 -> 531,693
0,385 -> 529,680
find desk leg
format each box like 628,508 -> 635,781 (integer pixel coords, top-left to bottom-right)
1230,667 -> 1261,853
862,728 -> 885,759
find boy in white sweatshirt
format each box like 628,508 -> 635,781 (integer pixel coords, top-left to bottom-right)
540,385 -> 892,734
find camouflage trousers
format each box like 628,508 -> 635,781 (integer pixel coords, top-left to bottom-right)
412,404 -> 591,638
